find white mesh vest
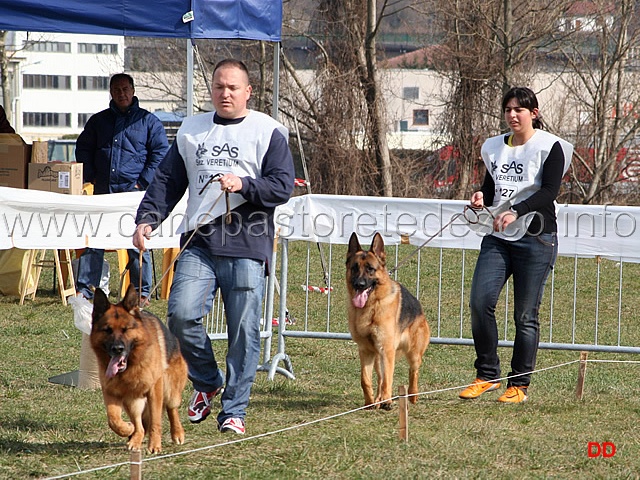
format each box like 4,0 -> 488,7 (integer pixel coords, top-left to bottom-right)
176,110 -> 289,233
480,129 -> 573,241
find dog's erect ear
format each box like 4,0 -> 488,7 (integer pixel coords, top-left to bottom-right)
92,288 -> 110,322
122,283 -> 139,312
347,232 -> 362,259
370,232 -> 386,266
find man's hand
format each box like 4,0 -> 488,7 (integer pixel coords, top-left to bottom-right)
133,223 -> 152,251
218,173 -> 243,193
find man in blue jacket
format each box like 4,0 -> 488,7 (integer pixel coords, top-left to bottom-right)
75,73 -> 168,305
133,59 -> 294,435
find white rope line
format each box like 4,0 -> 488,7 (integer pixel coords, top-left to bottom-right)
586,359 -> 640,364
42,403 -> 373,479
44,461 -> 130,479
41,357 -> 637,479
145,403 -> 374,464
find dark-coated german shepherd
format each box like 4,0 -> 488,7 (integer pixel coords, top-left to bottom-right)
346,232 -> 430,409
90,284 -> 188,453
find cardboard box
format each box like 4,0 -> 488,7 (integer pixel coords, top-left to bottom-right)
31,140 -> 49,164
0,133 -> 31,189
28,162 -> 83,195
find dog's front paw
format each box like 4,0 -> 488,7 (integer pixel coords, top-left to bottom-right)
171,428 -> 185,445
127,439 -> 143,451
147,441 -> 162,454
127,432 -> 144,451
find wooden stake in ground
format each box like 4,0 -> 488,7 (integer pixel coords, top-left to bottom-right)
575,351 -> 588,400
398,385 -> 408,442
130,450 -> 142,480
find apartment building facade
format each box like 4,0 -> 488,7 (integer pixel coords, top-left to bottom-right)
5,32 -> 125,142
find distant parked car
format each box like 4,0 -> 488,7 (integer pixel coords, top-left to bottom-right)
48,139 -> 76,162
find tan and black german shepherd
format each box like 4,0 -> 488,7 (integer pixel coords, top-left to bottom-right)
90,284 -> 188,453
346,232 -> 430,409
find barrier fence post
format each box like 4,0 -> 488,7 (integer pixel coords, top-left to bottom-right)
398,385 -> 408,442
130,450 -> 142,480
575,351 -> 588,400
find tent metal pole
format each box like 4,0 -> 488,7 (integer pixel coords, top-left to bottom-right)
272,42 -> 280,121
187,39 -> 194,117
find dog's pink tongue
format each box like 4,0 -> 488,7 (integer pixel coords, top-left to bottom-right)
352,289 -> 369,309
106,356 -> 125,379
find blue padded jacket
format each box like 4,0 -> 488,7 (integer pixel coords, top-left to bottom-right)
75,97 -> 169,194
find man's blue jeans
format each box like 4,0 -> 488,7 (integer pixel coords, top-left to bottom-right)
76,247 -> 151,299
167,246 -> 265,425
469,233 -> 557,387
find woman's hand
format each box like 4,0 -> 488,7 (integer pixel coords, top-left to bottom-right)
493,210 -> 518,232
470,191 -> 484,209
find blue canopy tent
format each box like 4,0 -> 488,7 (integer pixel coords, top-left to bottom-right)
0,0 -> 283,116
0,0 -> 281,40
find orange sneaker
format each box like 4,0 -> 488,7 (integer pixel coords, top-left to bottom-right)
459,378 -> 501,399
498,386 -> 528,403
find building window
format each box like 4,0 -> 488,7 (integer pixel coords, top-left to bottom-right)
78,43 -> 118,55
25,41 -> 71,53
23,74 -> 71,89
78,76 -> 109,90
78,113 -> 93,128
403,87 -> 419,100
23,112 -> 71,127
413,109 -> 429,126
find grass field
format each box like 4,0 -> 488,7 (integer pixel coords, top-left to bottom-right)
1,251 -> 640,479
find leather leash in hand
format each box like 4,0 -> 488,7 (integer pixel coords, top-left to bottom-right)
198,172 -> 232,224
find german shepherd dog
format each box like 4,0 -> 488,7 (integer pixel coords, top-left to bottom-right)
90,284 -> 188,453
346,232 -> 430,409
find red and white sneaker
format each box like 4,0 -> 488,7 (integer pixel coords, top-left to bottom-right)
218,417 -> 245,435
187,386 -> 223,423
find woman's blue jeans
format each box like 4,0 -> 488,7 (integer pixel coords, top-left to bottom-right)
469,233 -> 557,387
167,246 -> 265,424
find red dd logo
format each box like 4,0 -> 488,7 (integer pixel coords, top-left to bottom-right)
587,442 -> 616,458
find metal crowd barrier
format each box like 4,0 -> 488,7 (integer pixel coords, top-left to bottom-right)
262,238 -> 640,380
202,196 -> 640,381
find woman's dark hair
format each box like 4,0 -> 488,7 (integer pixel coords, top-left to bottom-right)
502,86 -> 544,129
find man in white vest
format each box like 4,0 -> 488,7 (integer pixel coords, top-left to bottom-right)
133,59 -> 295,435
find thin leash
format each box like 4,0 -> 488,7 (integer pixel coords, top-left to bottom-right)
388,205 -> 494,276
141,177 -> 230,303
138,249 -> 143,305
198,172 -> 232,224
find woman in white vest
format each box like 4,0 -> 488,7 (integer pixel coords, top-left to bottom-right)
459,87 -> 573,404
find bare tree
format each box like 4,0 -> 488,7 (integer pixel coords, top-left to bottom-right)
556,0 -> 640,204
280,0 -> 400,196
362,0 -> 393,196
0,31 -> 38,121
127,37 -> 277,116
428,0 -> 572,199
